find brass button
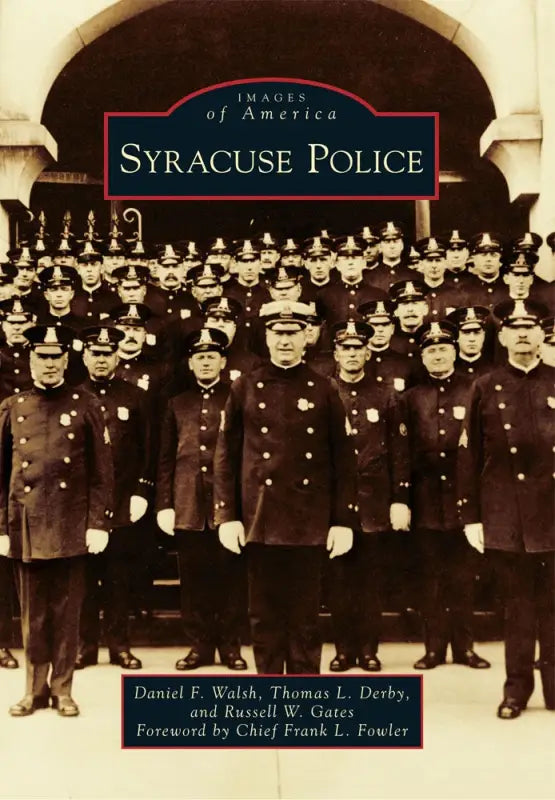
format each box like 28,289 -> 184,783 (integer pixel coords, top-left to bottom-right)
307,427 -> 314,434
517,473 -> 525,481
510,447 -> 517,454
261,427 -> 268,434
303,478 -> 309,486
17,416 -> 24,423
258,402 -> 266,409
200,445 -> 207,451
59,481 -> 67,489
201,466 -> 208,473
265,478 -> 272,486
64,457 -> 71,464
21,461 -> 29,469
504,423 -> 511,430
23,485 -> 31,493
19,437 -> 26,444
263,452 -> 271,459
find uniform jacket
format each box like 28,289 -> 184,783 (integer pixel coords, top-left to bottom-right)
223,280 -> 271,328
157,380 -> 231,531
398,371 -> 472,531
367,347 -> 420,393
317,275 -> 387,332
0,343 -> 33,399
0,383 -> 113,561
214,361 -> 358,545
71,284 -> 117,322
458,362 -> 555,552
423,278 -> 470,320
364,259 -> 414,294
81,376 -> 151,528
454,353 -> 493,380
336,373 -> 409,533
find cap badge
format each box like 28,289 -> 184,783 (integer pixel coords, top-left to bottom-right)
98,328 -> 110,344
45,327 -> 58,344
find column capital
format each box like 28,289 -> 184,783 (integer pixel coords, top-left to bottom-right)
480,115 -> 542,204
0,121 -> 57,207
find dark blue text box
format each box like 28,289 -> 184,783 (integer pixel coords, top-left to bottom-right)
122,675 -> 422,748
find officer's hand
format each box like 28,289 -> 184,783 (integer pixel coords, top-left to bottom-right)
130,495 -> 148,523
86,529 -> 109,554
390,503 -> 411,531
0,535 -> 9,557
218,521 -> 245,555
326,526 -> 354,559
157,508 -> 175,536
464,523 -> 485,554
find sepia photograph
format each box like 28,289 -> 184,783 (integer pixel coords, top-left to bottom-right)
0,1 -> 553,799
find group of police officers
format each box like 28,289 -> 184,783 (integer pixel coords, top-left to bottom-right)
0,209 -> 552,722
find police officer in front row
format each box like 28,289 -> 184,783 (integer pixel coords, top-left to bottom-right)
327,320 -> 411,672
459,299 -> 554,719
75,326 -> 151,671
397,321 -> 491,671
0,325 -> 113,717
157,327 -> 247,671
214,300 -> 358,674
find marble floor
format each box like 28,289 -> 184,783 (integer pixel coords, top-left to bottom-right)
0,642 -> 553,800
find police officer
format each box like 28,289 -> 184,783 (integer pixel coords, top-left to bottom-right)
76,326 -> 151,671
358,299 -> 418,392
301,236 -> 336,301
225,240 -> 270,331
459,299 -> 554,719
38,266 -> 87,385
398,321 -> 490,671
466,233 -> 506,309
72,242 -> 116,322
370,221 -> 413,292
7,244 -> 44,316
444,230 -> 471,291
389,279 -> 429,360
317,235 -> 387,333
0,324 -> 113,717
327,320 -> 410,672
157,327 -> 247,671
214,300 -> 358,674
203,296 -> 260,382
0,298 -> 36,397
447,306 -> 493,379
416,236 -> 468,318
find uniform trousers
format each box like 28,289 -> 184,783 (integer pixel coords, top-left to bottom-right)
15,557 -> 86,698
79,526 -> 136,656
490,550 -> 554,708
328,531 -> 382,658
0,555 -> 16,647
416,528 -> 476,658
247,543 -> 323,675
175,528 -> 246,661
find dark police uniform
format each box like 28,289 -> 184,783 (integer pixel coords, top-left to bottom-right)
398,323 -> 487,668
0,337 -> 112,710
329,358 -> 409,668
214,331 -> 358,674
157,338 -> 246,669
458,350 -> 555,712
77,368 -> 151,668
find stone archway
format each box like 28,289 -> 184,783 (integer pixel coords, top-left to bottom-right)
0,0 -> 548,254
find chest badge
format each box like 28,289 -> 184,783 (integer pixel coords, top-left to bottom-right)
453,406 -> 466,420
393,378 -> 405,392
297,398 -> 309,411
548,396 -> 555,409
137,374 -> 150,392
366,408 -> 379,423
117,406 -> 129,421
180,309 -> 192,320
229,370 -> 242,382
59,413 -> 71,427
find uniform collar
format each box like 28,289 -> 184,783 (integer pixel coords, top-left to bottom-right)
196,378 -> 220,391
508,357 -> 541,374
